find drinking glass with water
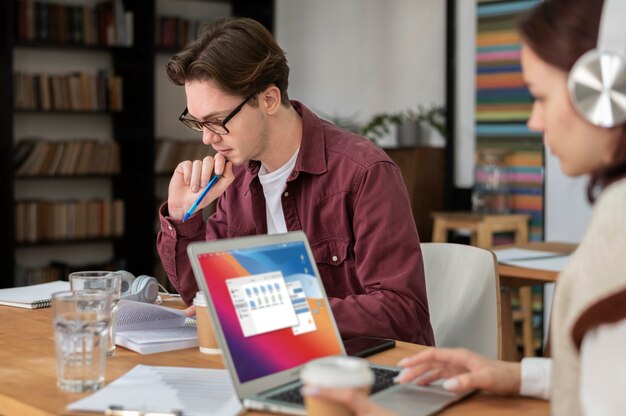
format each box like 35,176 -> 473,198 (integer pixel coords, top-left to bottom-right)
52,290 -> 112,393
69,271 -> 121,356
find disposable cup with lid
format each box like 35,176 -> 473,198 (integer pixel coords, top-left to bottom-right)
300,356 -> 374,388
193,291 -> 220,354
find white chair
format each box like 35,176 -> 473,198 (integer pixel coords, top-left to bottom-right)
421,243 -> 501,359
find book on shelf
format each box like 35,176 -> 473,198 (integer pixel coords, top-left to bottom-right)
16,0 -> 134,47
154,139 -> 213,174
13,70 -> 124,112
14,198 -> 125,243
115,300 -> 198,355
0,280 -> 70,309
14,139 -> 120,176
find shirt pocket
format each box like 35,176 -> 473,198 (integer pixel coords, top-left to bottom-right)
226,225 -> 256,238
310,237 -> 350,267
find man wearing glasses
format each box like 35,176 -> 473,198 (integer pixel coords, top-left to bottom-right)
157,17 -> 434,345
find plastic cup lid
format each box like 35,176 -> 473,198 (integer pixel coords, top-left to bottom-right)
193,291 -> 208,306
300,356 -> 374,388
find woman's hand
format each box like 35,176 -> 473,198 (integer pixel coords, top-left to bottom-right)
167,152 -> 234,220
301,348 -> 521,415
395,348 -> 521,395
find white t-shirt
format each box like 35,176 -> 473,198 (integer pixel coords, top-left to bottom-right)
258,149 -> 300,235
520,319 -> 626,415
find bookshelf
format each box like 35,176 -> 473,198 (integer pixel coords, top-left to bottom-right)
0,0 -> 273,289
1,0 -> 154,288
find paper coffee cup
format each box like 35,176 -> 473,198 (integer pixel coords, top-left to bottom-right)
193,291 -> 220,354
301,356 -> 374,416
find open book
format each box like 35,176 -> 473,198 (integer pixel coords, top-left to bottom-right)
115,300 -> 198,354
0,280 -> 70,309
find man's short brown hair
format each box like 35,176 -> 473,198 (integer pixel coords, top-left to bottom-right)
166,17 -> 290,106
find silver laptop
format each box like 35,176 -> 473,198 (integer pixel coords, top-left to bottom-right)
187,231 -> 470,416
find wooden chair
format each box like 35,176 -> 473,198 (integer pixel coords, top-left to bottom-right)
421,243 -> 501,359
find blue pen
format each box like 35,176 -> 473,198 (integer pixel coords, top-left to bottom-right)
182,175 -> 221,222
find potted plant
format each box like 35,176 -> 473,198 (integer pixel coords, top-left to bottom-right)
361,112 -> 403,145
319,111 -> 362,134
397,104 -> 447,148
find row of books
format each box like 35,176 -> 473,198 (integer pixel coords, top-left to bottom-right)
14,259 -> 124,287
14,139 -> 121,177
15,199 -> 125,243
14,70 -> 123,112
155,16 -> 209,49
155,139 -> 211,174
13,267 -> 64,288
16,0 -> 133,47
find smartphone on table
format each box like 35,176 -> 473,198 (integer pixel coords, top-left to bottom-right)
343,336 -> 396,358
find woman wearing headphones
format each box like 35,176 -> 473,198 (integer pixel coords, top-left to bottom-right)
304,0 -> 626,414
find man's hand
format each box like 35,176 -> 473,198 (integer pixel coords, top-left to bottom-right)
167,153 -> 234,220
183,305 -> 196,317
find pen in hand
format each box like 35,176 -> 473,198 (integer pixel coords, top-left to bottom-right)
182,174 -> 221,222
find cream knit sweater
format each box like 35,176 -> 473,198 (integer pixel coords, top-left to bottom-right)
551,177 -> 626,415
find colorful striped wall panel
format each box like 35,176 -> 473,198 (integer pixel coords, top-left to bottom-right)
475,0 -> 544,241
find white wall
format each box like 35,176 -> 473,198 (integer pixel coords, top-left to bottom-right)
544,151 -> 591,243
275,0 -> 446,133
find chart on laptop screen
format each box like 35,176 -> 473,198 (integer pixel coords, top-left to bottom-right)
196,241 -> 343,383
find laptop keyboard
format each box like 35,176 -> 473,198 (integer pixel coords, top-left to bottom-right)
266,367 -> 400,404
267,386 -> 305,404
370,367 -> 401,394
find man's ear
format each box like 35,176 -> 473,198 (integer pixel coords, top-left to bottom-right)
259,85 -> 281,116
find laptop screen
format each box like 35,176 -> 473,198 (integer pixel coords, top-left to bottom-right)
194,239 -> 343,383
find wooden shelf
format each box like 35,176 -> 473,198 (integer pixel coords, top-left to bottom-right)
16,237 -> 121,248
0,0 -> 275,288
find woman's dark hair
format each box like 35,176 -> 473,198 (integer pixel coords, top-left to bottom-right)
166,17 -> 290,107
518,0 -> 626,201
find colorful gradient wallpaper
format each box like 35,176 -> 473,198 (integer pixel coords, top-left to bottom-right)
196,241 -> 343,383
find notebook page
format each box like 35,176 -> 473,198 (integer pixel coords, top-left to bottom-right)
0,281 -> 70,308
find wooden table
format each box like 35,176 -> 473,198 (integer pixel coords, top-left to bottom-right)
431,212 -> 530,248
498,242 -> 576,286
497,242 -> 577,359
0,305 -> 548,416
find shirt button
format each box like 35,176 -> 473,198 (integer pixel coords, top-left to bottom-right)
283,191 -> 289,197
332,255 -> 338,262
168,225 -> 173,230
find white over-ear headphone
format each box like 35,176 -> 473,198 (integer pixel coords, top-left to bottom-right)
117,270 -> 160,303
568,0 -> 626,127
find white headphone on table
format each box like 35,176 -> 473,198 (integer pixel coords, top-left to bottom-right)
117,270 -> 160,303
568,0 -> 626,127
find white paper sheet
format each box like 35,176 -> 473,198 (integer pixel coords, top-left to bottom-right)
493,248 -> 570,272
67,365 -> 243,416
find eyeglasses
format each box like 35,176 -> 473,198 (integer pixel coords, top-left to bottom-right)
179,92 -> 256,135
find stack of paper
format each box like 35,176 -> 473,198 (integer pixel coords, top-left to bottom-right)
67,365 -> 243,416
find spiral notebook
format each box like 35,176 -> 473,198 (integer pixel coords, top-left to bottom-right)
0,280 -> 70,309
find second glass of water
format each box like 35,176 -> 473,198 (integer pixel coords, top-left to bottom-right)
69,271 -> 122,356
